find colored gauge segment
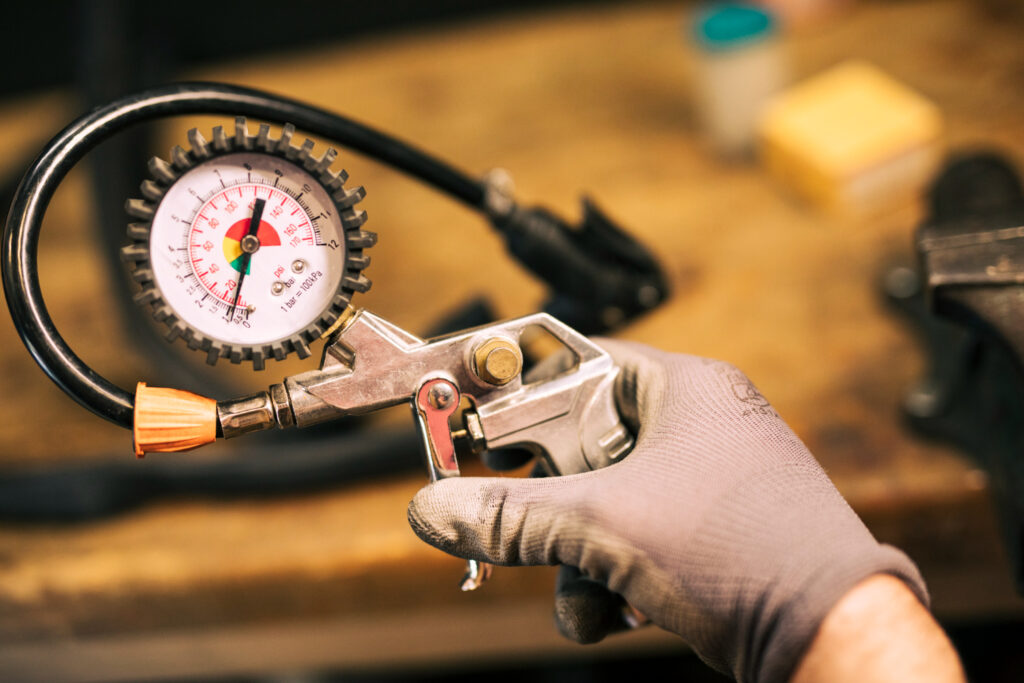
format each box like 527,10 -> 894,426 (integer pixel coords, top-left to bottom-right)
223,217 -> 281,274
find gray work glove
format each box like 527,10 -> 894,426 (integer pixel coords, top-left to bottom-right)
407,341 -> 928,683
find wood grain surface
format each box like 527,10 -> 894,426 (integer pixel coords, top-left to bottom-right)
1,1 -> 1023,678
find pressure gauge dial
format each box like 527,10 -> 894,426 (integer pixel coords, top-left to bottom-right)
122,118 -> 375,369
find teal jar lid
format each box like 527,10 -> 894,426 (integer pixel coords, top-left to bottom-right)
694,3 -> 775,52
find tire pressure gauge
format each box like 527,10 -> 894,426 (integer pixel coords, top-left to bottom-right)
122,117 -> 375,369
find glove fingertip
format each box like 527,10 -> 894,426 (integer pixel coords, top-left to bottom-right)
409,475 -> 579,566
407,479 -> 468,553
407,497 -> 449,552
554,601 -> 614,644
407,476 -> 528,563
553,567 -> 626,644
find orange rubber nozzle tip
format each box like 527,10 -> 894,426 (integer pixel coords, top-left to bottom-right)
133,382 -> 218,458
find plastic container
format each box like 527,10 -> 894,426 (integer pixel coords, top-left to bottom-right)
690,3 -> 788,155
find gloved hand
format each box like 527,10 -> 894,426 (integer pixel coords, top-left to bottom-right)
407,341 -> 927,683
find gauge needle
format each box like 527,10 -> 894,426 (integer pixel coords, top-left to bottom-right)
228,198 -> 266,319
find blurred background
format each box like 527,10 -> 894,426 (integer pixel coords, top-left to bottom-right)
1,0 -> 1024,680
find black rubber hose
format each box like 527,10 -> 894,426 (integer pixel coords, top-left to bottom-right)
2,82 -> 486,429
0,427 -> 422,523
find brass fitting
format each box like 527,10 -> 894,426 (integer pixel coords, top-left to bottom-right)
319,306 -> 360,340
473,338 -> 523,386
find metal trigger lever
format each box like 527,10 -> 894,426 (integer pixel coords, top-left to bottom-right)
413,378 -> 494,591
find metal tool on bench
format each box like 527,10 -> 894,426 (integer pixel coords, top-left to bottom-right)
887,153 -> 1024,591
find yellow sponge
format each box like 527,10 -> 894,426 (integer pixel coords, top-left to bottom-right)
757,60 -> 943,211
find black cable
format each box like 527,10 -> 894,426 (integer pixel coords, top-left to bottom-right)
3,82 -> 488,429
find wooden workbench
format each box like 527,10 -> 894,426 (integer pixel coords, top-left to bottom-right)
2,1 -> 1024,679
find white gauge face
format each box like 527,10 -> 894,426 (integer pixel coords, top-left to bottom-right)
149,152 -> 347,346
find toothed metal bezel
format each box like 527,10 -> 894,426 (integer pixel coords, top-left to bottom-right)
121,116 -> 376,370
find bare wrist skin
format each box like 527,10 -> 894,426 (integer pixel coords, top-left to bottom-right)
792,575 -> 965,683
